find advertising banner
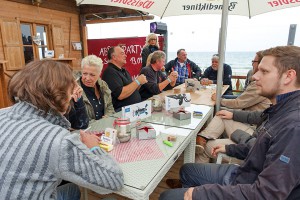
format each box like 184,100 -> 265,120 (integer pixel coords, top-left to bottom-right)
88,36 -> 164,79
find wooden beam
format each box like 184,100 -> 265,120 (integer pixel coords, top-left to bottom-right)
79,5 -> 124,14
85,15 -> 154,24
8,0 -> 79,14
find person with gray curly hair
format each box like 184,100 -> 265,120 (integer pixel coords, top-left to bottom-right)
79,55 -> 115,120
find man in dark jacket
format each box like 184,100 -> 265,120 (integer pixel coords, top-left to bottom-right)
164,49 -> 201,86
139,51 -> 177,100
201,54 -> 233,95
160,45 -> 300,200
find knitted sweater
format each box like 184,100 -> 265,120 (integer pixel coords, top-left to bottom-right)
0,102 -> 124,200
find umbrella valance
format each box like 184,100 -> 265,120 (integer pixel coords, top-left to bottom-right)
77,0 -> 300,18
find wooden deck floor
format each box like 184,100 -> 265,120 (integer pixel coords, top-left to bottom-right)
83,154 -> 184,200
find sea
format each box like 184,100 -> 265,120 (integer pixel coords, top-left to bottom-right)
167,51 -> 255,76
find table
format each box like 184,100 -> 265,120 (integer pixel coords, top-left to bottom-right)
85,104 -> 213,200
88,119 -> 193,200
156,84 -> 229,106
112,104 -> 213,163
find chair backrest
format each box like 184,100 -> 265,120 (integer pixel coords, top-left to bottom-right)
216,153 -> 233,164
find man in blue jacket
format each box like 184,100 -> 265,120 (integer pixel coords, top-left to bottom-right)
160,45 -> 300,200
164,49 -> 201,86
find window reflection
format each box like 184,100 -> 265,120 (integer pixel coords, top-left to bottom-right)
36,26 -> 47,46
21,24 -> 32,45
23,46 -> 34,64
38,47 -> 48,60
20,23 -> 49,62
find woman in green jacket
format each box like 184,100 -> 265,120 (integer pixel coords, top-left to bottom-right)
78,55 -> 115,120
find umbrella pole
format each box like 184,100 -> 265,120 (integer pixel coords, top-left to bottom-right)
216,0 -> 229,112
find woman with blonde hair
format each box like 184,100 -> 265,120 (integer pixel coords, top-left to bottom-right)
141,33 -> 159,68
79,55 -> 115,120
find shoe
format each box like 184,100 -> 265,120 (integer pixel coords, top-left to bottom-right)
195,144 -> 205,155
166,179 -> 182,189
196,135 -> 207,147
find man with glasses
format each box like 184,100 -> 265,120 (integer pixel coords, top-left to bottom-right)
200,54 -> 233,95
164,49 -> 202,86
210,51 -> 271,111
160,45 -> 300,200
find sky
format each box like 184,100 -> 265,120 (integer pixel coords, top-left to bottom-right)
87,6 -> 300,52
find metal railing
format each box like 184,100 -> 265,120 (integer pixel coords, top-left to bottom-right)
231,75 -> 247,93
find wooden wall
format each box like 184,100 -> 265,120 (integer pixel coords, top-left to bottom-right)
0,0 -> 83,108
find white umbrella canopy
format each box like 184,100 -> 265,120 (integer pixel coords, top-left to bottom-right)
77,0 -> 300,18
77,0 -> 300,111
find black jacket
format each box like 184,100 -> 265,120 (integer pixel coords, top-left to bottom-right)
226,110 -> 263,159
66,97 -> 89,130
201,64 -> 233,95
193,91 -> 300,199
141,45 -> 159,69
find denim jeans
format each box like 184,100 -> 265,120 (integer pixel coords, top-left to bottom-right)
159,163 -> 238,200
57,183 -> 81,200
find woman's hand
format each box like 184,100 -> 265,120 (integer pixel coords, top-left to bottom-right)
80,130 -> 100,148
71,84 -> 83,102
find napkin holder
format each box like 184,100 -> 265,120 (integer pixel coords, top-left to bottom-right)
173,110 -> 191,120
136,123 -> 156,140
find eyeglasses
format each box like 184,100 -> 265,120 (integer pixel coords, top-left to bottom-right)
252,60 -> 259,63
149,39 -> 157,41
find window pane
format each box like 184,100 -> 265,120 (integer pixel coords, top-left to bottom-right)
23,46 -> 34,64
21,24 -> 32,45
38,47 -> 48,59
36,25 -> 47,46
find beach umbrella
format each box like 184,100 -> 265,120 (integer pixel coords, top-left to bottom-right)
76,0 -> 300,111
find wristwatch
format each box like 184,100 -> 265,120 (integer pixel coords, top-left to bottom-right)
167,77 -> 172,83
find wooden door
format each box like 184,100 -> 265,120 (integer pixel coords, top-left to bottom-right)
51,24 -> 65,58
0,18 -> 24,70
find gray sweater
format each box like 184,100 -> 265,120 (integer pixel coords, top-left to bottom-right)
0,102 -> 124,200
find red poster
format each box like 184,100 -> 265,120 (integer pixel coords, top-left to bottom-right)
87,36 -> 164,78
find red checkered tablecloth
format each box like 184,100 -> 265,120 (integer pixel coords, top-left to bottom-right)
110,138 -> 164,163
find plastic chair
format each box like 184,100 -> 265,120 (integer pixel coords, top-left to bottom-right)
216,153 -> 233,164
